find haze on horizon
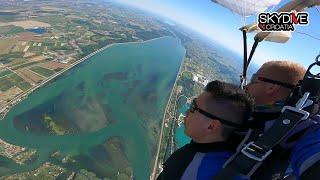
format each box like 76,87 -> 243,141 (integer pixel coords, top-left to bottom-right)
115,0 -> 320,68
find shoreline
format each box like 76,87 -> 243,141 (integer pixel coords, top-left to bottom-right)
150,48 -> 186,180
0,36 -> 173,120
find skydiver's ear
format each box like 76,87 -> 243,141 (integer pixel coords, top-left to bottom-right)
206,124 -> 214,134
207,121 -> 220,132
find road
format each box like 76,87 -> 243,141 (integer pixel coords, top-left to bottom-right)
150,53 -> 186,180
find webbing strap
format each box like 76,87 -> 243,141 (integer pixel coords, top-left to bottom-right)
242,30 -> 248,80
240,34 -> 260,89
213,107 -> 309,179
240,29 -> 248,89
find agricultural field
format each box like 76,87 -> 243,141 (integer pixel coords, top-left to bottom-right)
0,39 -> 17,55
0,70 -> 12,78
42,61 -> 68,70
30,66 -> 55,77
11,61 -> 40,70
0,25 -> 24,35
8,20 -> 51,29
0,86 -> 23,105
7,59 -> 29,68
18,68 -> 44,84
0,73 -> 30,92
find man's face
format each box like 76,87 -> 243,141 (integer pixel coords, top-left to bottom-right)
184,92 -> 222,141
245,67 -> 272,105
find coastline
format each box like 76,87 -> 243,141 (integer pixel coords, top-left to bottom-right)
150,48 -> 186,180
0,36 -> 172,120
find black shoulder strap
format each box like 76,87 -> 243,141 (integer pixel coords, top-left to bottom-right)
251,146 -> 290,180
212,95 -> 311,180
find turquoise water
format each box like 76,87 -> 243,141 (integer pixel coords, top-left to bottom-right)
175,104 -> 191,148
176,124 -> 191,148
0,37 -> 185,179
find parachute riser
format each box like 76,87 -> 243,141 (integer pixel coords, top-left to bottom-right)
240,29 -> 248,89
240,28 -> 261,89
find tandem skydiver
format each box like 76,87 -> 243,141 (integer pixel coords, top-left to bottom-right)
157,80 -> 254,180
242,60 -> 320,179
211,60 -> 320,180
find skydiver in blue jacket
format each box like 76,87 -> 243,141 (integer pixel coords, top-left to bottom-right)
157,80 -> 254,180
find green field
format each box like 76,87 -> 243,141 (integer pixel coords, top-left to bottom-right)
181,71 -> 193,79
30,66 -> 55,77
11,61 -> 40,70
0,52 -> 23,59
8,73 -> 24,83
0,25 -> 24,35
53,67 -> 64,72
8,59 -> 28,68
0,73 -> 30,91
16,81 -> 32,91
0,77 -> 14,91
0,70 -> 12,78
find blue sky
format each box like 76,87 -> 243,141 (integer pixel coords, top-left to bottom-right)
114,0 -> 320,68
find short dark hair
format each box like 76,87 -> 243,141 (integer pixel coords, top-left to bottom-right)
204,80 -> 254,138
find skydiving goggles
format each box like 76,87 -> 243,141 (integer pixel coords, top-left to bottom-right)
249,73 -> 295,89
187,98 -> 244,128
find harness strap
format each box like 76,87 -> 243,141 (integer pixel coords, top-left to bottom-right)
213,105 -> 309,179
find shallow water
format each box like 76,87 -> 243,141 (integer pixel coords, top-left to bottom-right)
0,36 -> 185,179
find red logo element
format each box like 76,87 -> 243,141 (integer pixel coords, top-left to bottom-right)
258,23 -> 266,31
291,11 -> 299,24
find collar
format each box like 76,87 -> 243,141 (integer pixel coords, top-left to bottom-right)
188,140 -> 235,153
255,100 -> 285,113
250,101 -> 285,127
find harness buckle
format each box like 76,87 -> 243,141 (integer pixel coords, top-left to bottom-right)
241,141 -> 272,162
281,106 -> 310,121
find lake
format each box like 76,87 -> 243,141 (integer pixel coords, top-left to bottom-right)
0,36 -> 185,179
